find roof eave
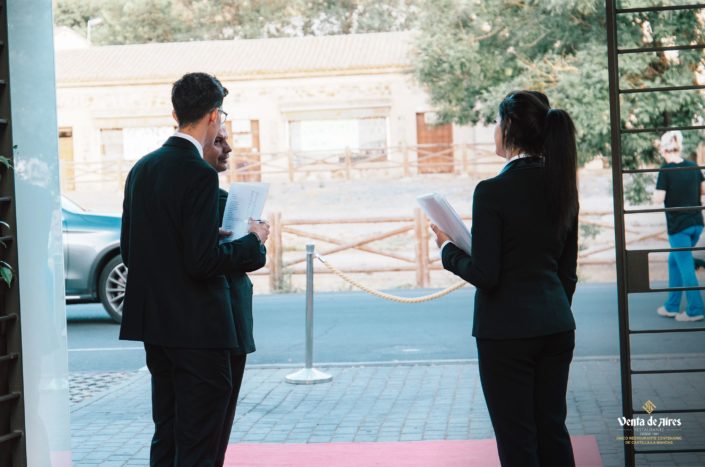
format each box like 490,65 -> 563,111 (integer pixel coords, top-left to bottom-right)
55,64 -> 413,88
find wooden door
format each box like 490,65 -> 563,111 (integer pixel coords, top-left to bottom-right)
58,128 -> 75,191
229,120 -> 261,182
416,113 -> 453,174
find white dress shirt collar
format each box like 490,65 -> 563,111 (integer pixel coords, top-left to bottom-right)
500,153 -> 532,174
173,131 -> 204,158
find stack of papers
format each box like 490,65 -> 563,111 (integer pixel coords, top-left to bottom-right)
417,193 -> 472,255
220,182 -> 269,244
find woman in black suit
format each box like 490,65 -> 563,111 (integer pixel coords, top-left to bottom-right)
432,90 -> 579,467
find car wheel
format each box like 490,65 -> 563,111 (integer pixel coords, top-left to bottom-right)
98,255 -> 126,323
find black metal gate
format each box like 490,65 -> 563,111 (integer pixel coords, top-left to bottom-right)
606,1 -> 705,465
0,1 -> 25,465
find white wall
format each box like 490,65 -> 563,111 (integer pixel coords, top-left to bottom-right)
7,0 -> 72,465
57,70 -> 479,165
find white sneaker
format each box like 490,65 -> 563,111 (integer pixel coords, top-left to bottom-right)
675,312 -> 705,322
657,306 -> 679,318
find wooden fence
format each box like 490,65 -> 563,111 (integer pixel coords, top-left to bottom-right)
224,143 -> 499,182
252,209 -> 666,291
59,143 -> 501,191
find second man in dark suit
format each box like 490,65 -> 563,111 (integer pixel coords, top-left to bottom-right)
203,124 -> 268,465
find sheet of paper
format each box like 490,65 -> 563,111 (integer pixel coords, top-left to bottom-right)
220,182 -> 269,244
417,193 -> 472,255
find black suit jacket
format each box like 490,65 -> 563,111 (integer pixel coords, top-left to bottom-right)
119,137 -> 264,348
218,188 -> 266,354
442,157 -> 577,339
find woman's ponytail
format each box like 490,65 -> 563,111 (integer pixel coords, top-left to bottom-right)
543,108 -> 579,232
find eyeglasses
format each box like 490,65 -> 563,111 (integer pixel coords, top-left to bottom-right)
218,108 -> 228,123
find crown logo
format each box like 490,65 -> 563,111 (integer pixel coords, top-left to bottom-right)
643,400 -> 656,415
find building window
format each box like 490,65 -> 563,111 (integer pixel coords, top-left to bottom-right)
123,127 -> 175,160
289,117 -> 387,163
58,128 -> 75,191
100,127 -> 175,161
100,128 -> 123,160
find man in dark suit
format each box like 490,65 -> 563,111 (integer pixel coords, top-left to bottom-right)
120,73 -> 269,466
203,125 -> 268,465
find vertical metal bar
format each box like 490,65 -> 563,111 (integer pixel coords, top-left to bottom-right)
605,0 -> 635,465
285,243 -> 332,384
305,244 -> 314,369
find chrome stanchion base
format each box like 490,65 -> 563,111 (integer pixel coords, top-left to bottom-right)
285,367 -> 333,385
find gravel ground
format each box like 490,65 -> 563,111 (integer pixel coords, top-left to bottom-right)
65,168 -> 670,292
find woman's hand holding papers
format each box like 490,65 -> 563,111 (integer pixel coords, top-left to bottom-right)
431,224 -> 451,248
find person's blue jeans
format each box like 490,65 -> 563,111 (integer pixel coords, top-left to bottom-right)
665,225 -> 705,317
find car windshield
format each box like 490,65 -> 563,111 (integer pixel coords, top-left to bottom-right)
62,196 -> 86,212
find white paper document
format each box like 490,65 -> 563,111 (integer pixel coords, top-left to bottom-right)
220,182 -> 269,244
417,193 -> 472,255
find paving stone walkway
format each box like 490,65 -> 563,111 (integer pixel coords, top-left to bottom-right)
70,357 -> 705,467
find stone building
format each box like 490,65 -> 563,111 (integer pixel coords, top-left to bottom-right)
55,31 -> 495,187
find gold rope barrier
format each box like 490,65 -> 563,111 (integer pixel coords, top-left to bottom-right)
315,254 -> 467,303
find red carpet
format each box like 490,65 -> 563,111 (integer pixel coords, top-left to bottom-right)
224,436 -> 602,466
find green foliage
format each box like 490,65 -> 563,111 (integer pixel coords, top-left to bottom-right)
54,0 -> 422,44
0,156 -> 11,170
0,261 -> 12,288
412,0 -> 705,169
0,147 -> 14,287
578,222 -> 601,252
624,173 -> 656,205
580,223 -> 602,241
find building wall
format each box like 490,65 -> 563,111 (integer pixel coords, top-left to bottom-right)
56,70 -> 494,172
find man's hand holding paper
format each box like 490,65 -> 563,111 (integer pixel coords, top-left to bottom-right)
220,182 -> 269,244
248,218 -> 270,244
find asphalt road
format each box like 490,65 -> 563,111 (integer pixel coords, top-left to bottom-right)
66,283 -> 705,372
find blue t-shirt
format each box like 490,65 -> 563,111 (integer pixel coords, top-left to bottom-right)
656,160 -> 704,235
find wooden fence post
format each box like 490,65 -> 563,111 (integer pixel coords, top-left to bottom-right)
344,147 -> 352,180
461,144 -> 469,175
402,144 -> 410,178
287,151 -> 295,182
268,212 -> 283,291
414,208 -> 430,288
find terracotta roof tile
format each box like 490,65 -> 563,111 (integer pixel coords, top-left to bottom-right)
56,31 -> 414,84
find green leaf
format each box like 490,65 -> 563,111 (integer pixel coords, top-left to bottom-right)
0,263 -> 13,288
0,156 -> 11,170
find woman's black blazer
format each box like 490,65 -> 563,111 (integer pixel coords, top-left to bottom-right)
442,157 -> 578,339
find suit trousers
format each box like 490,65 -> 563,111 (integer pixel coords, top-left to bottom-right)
145,344 -> 233,467
215,353 -> 247,466
476,331 -> 575,467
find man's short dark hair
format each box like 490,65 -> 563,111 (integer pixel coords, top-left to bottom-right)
171,73 -> 229,127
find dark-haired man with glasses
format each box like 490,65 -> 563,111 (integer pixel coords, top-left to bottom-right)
120,72 -> 267,466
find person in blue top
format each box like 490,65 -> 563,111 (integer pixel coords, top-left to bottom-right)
654,130 -> 705,322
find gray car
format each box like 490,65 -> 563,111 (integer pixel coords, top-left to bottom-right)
62,197 -> 125,323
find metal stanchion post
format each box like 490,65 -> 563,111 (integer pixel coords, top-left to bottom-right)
285,244 -> 332,385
